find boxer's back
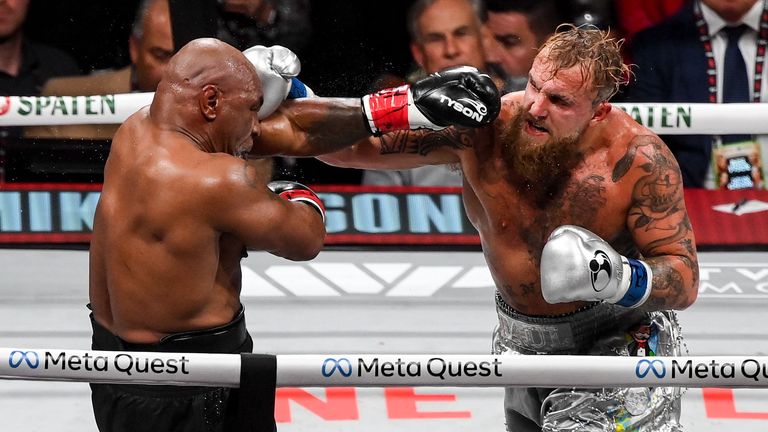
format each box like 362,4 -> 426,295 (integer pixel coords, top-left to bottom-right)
90,109 -> 241,343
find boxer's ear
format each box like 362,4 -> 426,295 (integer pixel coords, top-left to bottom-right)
199,84 -> 219,121
591,101 -> 611,123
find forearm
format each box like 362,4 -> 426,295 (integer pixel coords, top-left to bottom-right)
316,143 -> 420,170
642,254 -> 699,311
298,99 -> 371,155
252,98 -> 370,157
254,66 -> 499,158
263,181 -> 326,261
541,226 -> 699,311
267,209 -> 325,261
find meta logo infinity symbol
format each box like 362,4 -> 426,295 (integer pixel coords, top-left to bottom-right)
8,350 -> 40,369
636,359 -> 666,378
321,357 -> 353,377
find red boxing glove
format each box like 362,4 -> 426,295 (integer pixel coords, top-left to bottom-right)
268,181 -> 325,222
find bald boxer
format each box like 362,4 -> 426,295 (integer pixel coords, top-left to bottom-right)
89,38 -> 499,432
253,26 -> 699,430
87,38 -> 324,432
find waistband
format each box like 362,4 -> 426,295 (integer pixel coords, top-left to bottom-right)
494,291 -> 635,354
91,306 -> 251,354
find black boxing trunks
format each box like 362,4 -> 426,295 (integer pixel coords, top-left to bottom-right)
491,292 -> 684,431
89,306 -> 270,432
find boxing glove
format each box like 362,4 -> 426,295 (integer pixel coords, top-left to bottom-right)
361,66 -> 501,135
540,225 -> 653,308
243,45 -> 315,119
268,180 -> 325,222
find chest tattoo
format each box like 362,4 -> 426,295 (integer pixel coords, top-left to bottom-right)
561,174 -> 607,224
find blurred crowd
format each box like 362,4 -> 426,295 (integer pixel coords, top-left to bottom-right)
0,0 -> 765,190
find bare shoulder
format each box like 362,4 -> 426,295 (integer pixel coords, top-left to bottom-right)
198,154 -> 269,195
609,114 -> 679,184
109,108 -> 151,153
497,91 -> 524,122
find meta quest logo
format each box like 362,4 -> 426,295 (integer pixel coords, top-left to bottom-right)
321,357 -> 503,380
635,358 -> 768,382
7,350 -> 191,376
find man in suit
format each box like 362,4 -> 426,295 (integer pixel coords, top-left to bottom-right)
362,0 -> 492,187
484,0 -> 561,93
0,0 -> 80,139
25,0 -> 173,139
627,0 -> 767,189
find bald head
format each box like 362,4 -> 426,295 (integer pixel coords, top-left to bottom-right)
163,38 -> 260,96
151,38 -> 264,155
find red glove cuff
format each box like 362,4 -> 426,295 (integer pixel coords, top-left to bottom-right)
278,189 -> 326,222
362,85 -> 411,135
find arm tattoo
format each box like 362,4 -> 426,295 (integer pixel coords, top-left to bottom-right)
644,258 -> 687,310
624,136 -> 690,253
616,136 -> 698,310
378,127 -> 476,155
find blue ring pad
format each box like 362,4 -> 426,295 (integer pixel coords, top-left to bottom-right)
616,258 -> 650,307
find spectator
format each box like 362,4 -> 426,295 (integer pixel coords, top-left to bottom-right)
25,0 -> 173,140
26,0 -> 296,183
0,0 -> 79,138
484,0 -> 562,93
168,0 -> 311,54
363,0 -> 492,187
570,0 -> 617,30
218,0 -> 311,54
614,0 -> 688,50
570,0 -> 635,73
628,0 -> 767,189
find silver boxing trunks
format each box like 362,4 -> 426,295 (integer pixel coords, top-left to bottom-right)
492,291 -> 684,432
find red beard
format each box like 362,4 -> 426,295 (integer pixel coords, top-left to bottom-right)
500,106 -> 584,206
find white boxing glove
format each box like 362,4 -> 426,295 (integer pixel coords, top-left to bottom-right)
540,225 -> 653,308
243,45 -> 315,119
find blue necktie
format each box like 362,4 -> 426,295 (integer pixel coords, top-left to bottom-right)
722,24 -> 751,143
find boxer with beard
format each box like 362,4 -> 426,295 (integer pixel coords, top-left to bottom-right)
287,25 -> 699,430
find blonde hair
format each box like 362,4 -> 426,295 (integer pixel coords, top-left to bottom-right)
540,23 -> 630,104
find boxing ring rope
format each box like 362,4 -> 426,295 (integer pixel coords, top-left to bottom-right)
0,93 -> 766,134
2,348 -> 768,388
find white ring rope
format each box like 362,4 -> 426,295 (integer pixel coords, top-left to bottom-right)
0,93 -> 764,135
0,93 -> 154,126
2,348 -> 768,388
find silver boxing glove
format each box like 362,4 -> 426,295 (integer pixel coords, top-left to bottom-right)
243,45 -> 314,119
540,225 -> 653,308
